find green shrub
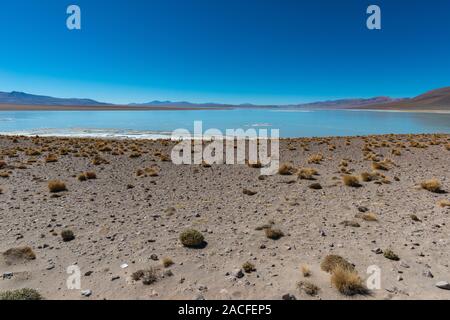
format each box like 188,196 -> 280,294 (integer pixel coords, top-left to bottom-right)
0,288 -> 42,300
180,229 -> 204,248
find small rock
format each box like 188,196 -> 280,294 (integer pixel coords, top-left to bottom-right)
423,270 -> 434,278
231,269 -> 244,279
197,285 -> 208,292
372,248 -> 383,254
150,254 -> 158,261
436,281 -> 450,290
358,206 -> 369,213
111,276 -> 120,281
120,263 -> 128,269
81,289 -> 92,297
400,261 -> 410,268
2,272 -> 13,280
282,293 -> 296,300
163,270 -> 174,277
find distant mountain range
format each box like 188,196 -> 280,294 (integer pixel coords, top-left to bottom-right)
1,87 -> 450,110
0,91 -> 109,106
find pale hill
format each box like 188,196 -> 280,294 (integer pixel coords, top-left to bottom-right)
355,87 -> 450,111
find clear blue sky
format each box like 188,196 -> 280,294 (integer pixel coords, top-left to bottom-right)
0,0 -> 450,104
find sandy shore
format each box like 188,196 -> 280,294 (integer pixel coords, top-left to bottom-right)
0,134 -> 449,300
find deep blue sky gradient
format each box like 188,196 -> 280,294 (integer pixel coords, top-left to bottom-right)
1,0 -> 450,104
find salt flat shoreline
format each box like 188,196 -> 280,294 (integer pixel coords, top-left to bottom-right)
0,133 -> 449,300
0,103 -> 449,113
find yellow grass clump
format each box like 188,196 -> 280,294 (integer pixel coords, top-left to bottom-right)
85,172 -> 97,179
2,246 -> 36,263
360,171 -> 379,182
242,262 -> 256,273
278,163 -> 295,175
48,180 -> 67,193
361,212 -> 378,221
308,154 -> 323,164
372,160 -> 389,171
330,266 -> 368,296
301,265 -> 311,277
342,175 -> 361,187
420,179 -> 442,193
161,257 -> 174,268
265,228 -> 284,240
297,167 -> 318,180
321,255 -> 354,273
45,154 -> 58,163
438,199 -> 450,207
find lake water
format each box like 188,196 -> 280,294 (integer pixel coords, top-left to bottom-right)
0,109 -> 449,138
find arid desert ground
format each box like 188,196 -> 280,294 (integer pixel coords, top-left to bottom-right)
1,133 -> 450,300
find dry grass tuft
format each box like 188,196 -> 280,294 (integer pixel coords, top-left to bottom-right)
61,229 -> 75,242
297,167 -> 318,180
242,262 -> 256,273
48,180 -> 67,193
265,228 -> 284,240
308,154 -> 324,164
301,265 -> 311,277
0,171 -> 9,178
362,212 -> 378,221
161,257 -> 174,268
2,246 -> 36,264
330,266 -> 368,296
248,161 -> 262,168
420,179 -> 443,193
0,288 -> 43,300
85,172 -> 97,179
45,154 -> 58,163
383,249 -> 400,261
342,175 -> 361,187
297,281 -> 320,296
278,163 -> 295,175
132,268 -> 158,285
438,199 -> 450,207
179,229 -> 205,248
321,255 -> 354,273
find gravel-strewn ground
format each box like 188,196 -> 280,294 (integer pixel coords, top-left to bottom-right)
0,134 -> 449,300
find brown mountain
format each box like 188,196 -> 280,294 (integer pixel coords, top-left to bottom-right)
354,87 -> 450,111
